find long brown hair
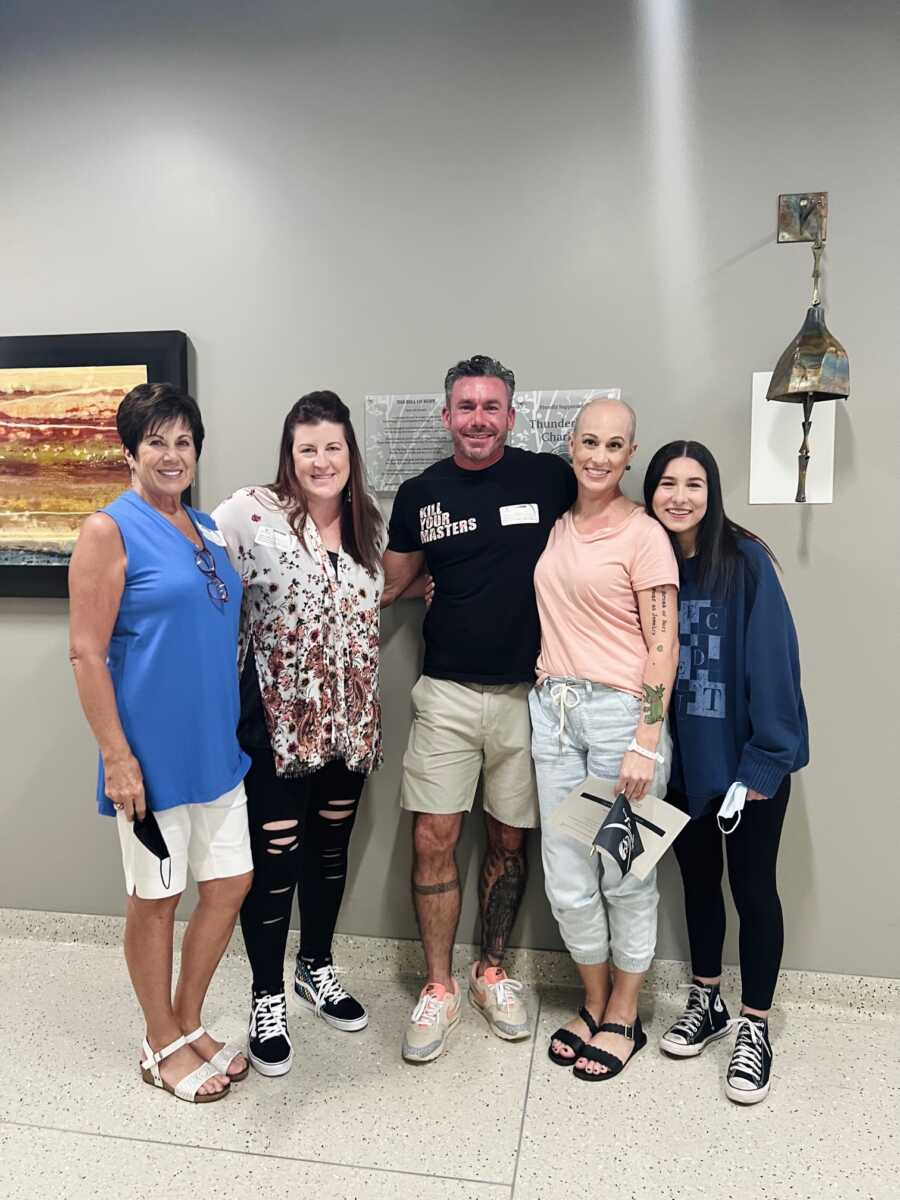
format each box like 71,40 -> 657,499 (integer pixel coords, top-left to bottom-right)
270,391 -> 383,576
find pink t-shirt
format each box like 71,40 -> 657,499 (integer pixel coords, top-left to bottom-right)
534,507 -> 679,697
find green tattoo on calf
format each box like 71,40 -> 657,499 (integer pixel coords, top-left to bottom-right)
642,682 -> 666,724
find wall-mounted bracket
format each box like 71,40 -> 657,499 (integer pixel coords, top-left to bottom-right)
777,192 -> 828,243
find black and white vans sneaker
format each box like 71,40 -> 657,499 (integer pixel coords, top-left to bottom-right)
725,1015 -> 772,1104
294,955 -> 368,1032
660,981 -> 732,1057
248,989 -> 294,1077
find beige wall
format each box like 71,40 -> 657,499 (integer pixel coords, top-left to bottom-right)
1,1 -> 898,977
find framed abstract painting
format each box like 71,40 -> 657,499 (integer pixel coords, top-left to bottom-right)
0,330 -> 188,597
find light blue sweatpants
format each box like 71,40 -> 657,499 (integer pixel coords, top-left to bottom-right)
529,678 -> 672,973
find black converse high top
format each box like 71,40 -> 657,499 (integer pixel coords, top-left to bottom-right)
725,1014 -> 773,1104
660,981 -> 732,1057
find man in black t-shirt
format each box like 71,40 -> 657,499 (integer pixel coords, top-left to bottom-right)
383,354 -> 575,1064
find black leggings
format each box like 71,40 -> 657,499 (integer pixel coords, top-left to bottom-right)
240,751 -> 366,994
670,777 -> 790,1011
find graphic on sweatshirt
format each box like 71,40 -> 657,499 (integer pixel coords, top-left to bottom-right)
676,598 -> 726,720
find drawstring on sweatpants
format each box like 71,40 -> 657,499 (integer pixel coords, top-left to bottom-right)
548,681 -> 582,741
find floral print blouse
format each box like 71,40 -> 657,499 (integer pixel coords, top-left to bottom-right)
213,486 -> 384,778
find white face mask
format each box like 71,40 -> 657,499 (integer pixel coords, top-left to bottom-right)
717,782 -> 747,834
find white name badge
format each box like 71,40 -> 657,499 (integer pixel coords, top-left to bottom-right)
499,503 -> 539,526
254,525 -> 293,551
203,528 -> 227,547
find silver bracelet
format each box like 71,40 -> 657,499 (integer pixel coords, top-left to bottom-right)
627,737 -> 664,764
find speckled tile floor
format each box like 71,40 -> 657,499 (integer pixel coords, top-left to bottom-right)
1,930 -> 897,1200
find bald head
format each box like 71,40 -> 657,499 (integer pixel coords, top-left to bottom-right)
573,397 -> 637,443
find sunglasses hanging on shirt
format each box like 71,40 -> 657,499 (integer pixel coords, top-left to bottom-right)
185,513 -> 229,606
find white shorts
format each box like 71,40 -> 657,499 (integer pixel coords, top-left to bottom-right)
116,781 -> 253,900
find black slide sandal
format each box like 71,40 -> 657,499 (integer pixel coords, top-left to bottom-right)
548,1005 -> 601,1066
573,1016 -> 647,1082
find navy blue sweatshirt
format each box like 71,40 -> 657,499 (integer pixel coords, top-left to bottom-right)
669,537 -> 809,818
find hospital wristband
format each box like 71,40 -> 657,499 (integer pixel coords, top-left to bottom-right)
627,737 -> 665,764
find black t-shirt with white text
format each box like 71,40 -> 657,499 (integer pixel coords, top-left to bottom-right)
387,447 -> 576,683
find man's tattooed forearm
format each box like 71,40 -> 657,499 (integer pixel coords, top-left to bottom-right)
642,682 -> 666,724
413,878 -> 460,896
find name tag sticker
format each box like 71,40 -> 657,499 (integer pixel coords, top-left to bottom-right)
203,528 -> 227,547
499,503 -> 539,526
254,525 -> 293,551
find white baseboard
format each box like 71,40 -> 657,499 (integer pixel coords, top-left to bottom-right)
2,906 -> 897,1020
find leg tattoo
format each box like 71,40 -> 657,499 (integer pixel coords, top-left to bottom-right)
479,847 -> 527,968
414,879 -> 461,896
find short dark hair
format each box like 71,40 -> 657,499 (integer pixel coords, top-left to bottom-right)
444,354 -> 515,407
116,382 -> 205,458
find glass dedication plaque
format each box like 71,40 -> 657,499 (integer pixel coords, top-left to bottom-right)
365,388 -> 621,493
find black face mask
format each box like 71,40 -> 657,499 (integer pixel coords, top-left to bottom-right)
132,809 -> 172,890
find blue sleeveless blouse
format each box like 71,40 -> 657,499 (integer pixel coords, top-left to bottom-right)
96,490 -> 250,816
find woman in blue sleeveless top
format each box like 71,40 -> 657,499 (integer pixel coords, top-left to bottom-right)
69,383 -> 253,1104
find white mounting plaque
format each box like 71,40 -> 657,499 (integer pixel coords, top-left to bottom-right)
748,371 -> 835,505
364,387 -> 621,493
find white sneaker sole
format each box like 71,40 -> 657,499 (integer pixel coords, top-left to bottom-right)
659,1021 -> 733,1058
725,1078 -> 771,1104
402,1010 -> 461,1064
249,1047 -> 294,1077
467,989 -> 530,1041
294,988 -> 369,1032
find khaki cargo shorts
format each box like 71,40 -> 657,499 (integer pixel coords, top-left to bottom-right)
400,676 -> 539,828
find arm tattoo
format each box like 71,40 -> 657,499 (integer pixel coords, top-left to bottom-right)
650,587 -> 659,638
413,878 -> 460,896
661,588 -> 669,635
642,682 -> 666,724
479,850 -> 527,968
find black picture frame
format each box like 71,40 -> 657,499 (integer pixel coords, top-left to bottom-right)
0,330 -> 189,598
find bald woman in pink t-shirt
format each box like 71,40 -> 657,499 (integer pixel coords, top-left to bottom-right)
530,399 -> 679,1083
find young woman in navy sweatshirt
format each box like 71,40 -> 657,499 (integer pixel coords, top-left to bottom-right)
643,441 -> 809,1105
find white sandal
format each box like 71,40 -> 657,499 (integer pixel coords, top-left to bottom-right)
140,1035 -> 230,1103
184,1025 -> 249,1082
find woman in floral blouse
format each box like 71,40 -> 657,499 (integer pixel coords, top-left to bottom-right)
214,391 -> 385,1077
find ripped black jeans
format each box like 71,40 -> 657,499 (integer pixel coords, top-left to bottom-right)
240,750 -> 366,994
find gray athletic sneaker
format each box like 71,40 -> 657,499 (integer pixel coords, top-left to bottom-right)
401,981 -> 461,1063
468,964 -> 530,1040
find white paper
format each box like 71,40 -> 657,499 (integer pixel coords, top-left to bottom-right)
499,503 -> 539,526
254,525 -> 292,551
549,775 -> 690,881
749,371 -> 835,504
